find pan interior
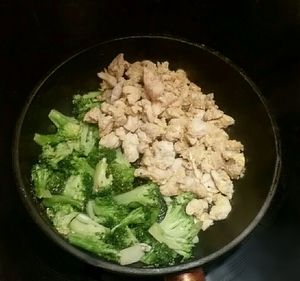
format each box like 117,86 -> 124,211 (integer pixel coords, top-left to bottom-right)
14,36 -> 280,275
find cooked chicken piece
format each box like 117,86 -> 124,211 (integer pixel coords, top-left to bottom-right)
160,181 -> 180,196
199,212 -> 214,230
143,67 -> 164,101
163,107 -> 185,119
115,127 -> 127,140
199,150 -> 224,173
211,169 -> 234,198
208,114 -> 234,129
186,199 -> 209,218
165,123 -> 184,142
124,116 -> 140,132
151,141 -> 176,170
203,108 -> 224,121
98,115 -> 114,136
222,151 -> 245,179
134,166 -> 172,184
174,140 -> 189,155
123,85 -> 141,105
187,117 -> 215,138
152,102 -> 164,117
125,62 -> 144,82
107,53 -> 128,79
111,79 -> 124,102
158,91 -> 178,106
122,133 -> 139,163
140,122 -> 164,140
179,176 -> 208,198
99,132 -> 120,149
201,173 -> 218,193
209,194 -> 232,220
83,107 -> 101,123
97,71 -> 117,88
226,140 -> 244,152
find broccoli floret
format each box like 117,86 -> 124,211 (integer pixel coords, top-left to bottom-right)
59,154 -> 95,177
34,110 -> 81,146
68,233 -> 120,262
68,233 -> 150,265
87,146 -> 117,167
89,196 -> 129,227
63,174 -> 92,203
31,164 -> 54,198
112,207 -> 146,232
69,213 -> 109,238
141,241 -> 179,267
41,142 -> 79,168
51,204 -> 78,235
79,124 -> 99,156
107,225 -> 138,249
42,195 -> 83,209
93,158 -> 113,193
113,183 -> 160,207
108,149 -> 135,194
148,194 -> 202,259
72,91 -> 102,120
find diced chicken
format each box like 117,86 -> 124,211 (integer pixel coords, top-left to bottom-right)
209,194 -> 232,220
211,169 -> 234,198
186,199 -> 209,218
222,151 -> 246,179
208,114 -> 235,129
107,53 -> 128,79
134,166 -> 172,184
83,107 -> 101,123
95,55 -> 245,231
98,115 -> 114,136
203,108 -> 224,121
124,116 -> 140,132
99,132 -> 120,149
152,141 -> 176,170
111,79 -> 124,102
122,133 -> 139,163
143,67 -> 164,101
97,71 -> 117,88
140,122 -> 164,140
123,85 -> 141,105
199,212 -> 214,230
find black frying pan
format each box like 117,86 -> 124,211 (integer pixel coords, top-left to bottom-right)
13,36 -> 281,279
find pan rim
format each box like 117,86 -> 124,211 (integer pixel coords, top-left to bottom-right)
12,35 -> 281,276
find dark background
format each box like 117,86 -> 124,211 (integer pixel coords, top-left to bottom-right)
1,0 -> 300,280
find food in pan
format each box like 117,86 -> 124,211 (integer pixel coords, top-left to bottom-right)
31,54 -> 245,267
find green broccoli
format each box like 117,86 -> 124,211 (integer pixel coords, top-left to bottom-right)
63,174 -> 92,203
93,158 -> 113,193
51,204 -> 78,235
31,164 -> 56,198
141,241 -> 179,267
42,195 -> 83,209
69,213 -> 109,238
88,196 -> 129,227
108,149 -> 135,194
148,194 -> 202,259
41,141 -> 79,168
79,124 -> 99,156
72,91 -> 102,120
34,110 -> 81,146
113,183 -> 160,207
87,145 -> 117,167
59,154 -> 95,177
107,225 -> 139,249
112,207 -> 146,232
68,233 -> 150,265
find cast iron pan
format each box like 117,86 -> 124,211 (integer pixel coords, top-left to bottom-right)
13,36 -> 281,280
